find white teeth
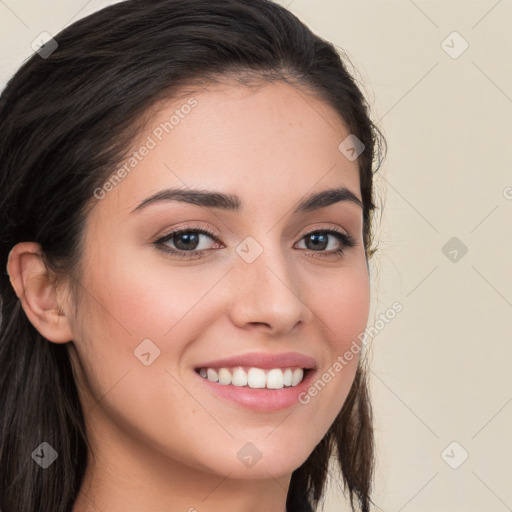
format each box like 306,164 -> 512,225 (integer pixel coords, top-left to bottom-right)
218,368 -> 232,385
247,368 -> 266,388
206,368 -> 218,382
266,368 -> 284,389
231,367 -> 248,387
198,366 -> 306,389
291,368 -> 304,386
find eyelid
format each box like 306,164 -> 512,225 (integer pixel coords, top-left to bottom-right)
154,222 -> 220,242
297,223 -> 351,239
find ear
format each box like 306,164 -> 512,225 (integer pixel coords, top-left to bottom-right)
6,241 -> 74,343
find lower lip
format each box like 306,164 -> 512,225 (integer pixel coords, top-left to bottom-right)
194,369 -> 317,412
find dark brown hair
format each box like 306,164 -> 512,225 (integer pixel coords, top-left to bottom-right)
0,1 -> 385,510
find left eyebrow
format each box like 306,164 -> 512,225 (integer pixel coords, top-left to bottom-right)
130,186 -> 363,214
295,187 -> 363,212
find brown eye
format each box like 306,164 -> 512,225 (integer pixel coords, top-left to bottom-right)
303,232 -> 330,251
154,227 -> 219,257
171,231 -> 202,251
296,229 -> 355,255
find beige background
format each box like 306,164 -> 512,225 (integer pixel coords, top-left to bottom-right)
1,1 -> 511,511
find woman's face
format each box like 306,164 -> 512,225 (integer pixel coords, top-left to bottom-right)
67,80 -> 370,483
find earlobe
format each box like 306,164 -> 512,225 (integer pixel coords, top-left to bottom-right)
6,242 -> 74,343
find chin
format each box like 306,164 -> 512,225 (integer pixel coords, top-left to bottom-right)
176,436 -> 311,481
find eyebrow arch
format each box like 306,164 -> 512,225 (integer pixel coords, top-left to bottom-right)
130,186 -> 363,214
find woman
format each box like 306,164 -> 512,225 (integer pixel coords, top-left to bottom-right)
0,0 -> 386,511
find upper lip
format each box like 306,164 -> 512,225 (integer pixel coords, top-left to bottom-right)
194,351 -> 317,370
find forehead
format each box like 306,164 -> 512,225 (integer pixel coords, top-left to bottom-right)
95,80 -> 361,218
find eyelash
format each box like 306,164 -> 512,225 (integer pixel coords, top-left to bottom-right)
153,224 -> 356,260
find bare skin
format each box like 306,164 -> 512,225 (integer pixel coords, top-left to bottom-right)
8,80 -> 370,512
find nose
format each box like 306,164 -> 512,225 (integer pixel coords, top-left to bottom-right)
228,241 -> 313,335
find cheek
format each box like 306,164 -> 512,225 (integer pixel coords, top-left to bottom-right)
69,246 -> 228,416
329,271 -> 370,346
300,260 -> 370,419
81,245 -> 220,344
313,258 -> 370,350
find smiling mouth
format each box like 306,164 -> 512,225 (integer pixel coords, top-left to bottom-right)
194,366 -> 312,390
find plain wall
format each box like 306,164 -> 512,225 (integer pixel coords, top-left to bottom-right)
1,1 -> 511,511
